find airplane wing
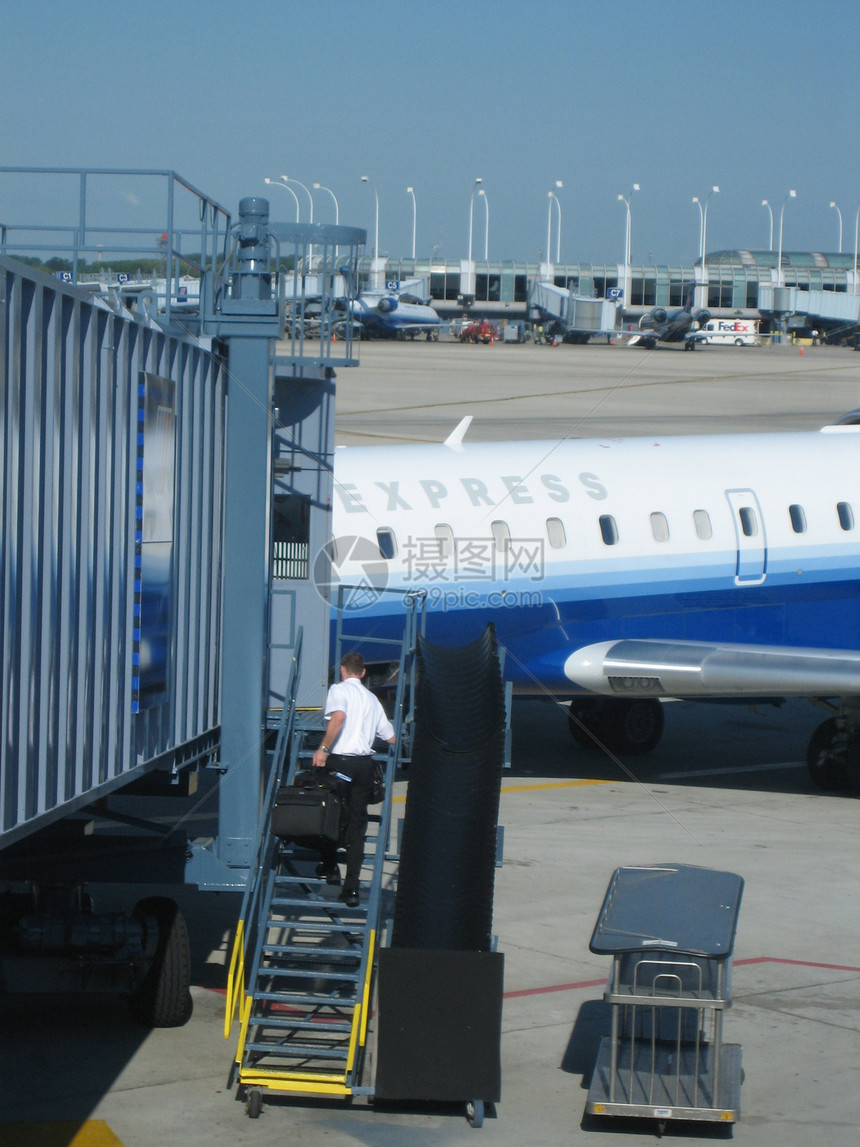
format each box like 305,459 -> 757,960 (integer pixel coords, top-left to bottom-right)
564,639 -> 860,699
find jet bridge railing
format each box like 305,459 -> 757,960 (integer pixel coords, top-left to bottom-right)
0,167 -> 231,327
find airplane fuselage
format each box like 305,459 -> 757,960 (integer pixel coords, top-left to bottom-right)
329,426 -> 860,698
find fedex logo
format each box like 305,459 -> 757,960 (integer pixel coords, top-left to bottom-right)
716,320 -> 751,332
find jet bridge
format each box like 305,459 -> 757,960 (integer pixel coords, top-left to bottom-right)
528,279 -> 622,343
0,167 -> 366,1022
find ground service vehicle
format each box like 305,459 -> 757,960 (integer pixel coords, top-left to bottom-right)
695,318 -> 760,346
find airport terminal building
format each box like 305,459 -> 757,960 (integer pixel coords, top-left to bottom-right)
358,249 -> 860,333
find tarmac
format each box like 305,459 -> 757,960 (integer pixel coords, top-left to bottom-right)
1,339 -> 858,1147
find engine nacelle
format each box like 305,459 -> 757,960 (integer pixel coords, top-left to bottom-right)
377,296 -> 398,313
694,308 -> 711,327
649,306 -> 667,325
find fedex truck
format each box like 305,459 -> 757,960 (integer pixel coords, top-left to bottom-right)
695,318 -> 760,346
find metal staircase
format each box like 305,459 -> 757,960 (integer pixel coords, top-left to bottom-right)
225,592 -> 425,1115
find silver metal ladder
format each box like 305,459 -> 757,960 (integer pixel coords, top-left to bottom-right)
225,592 -> 425,1114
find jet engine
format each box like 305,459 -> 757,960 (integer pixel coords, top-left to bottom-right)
641,307 -> 666,328
377,296 -> 398,313
693,308 -> 711,327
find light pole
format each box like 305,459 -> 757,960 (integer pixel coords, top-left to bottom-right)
853,203 -> 859,293
281,175 -> 313,267
360,175 -> 379,259
467,177 -> 483,264
264,177 -> 300,221
702,185 -> 719,263
777,189 -> 797,286
280,175 -> 313,223
692,186 -> 719,263
761,199 -> 774,251
406,186 -> 416,259
478,188 -> 488,259
617,183 -> 639,301
361,175 -> 380,287
692,197 -> 704,259
829,201 -> 843,253
547,181 -> 562,264
313,182 -> 339,258
312,182 -> 339,224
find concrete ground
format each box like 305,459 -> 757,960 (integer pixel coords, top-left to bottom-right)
1,339 -> 858,1147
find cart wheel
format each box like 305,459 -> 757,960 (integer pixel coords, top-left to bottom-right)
246,1088 -> 263,1119
466,1099 -> 484,1127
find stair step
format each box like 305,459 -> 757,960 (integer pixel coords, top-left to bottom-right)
247,1015 -> 353,1033
260,966 -> 359,982
251,990 -> 358,1007
243,1041 -> 349,1061
261,921 -> 366,937
261,944 -> 361,960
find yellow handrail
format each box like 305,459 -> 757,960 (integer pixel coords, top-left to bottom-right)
224,918 -> 245,1038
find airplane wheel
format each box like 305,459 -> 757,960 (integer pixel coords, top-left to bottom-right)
568,698 -> 664,755
613,699 -> 665,755
568,699 -> 608,749
807,719 -> 850,791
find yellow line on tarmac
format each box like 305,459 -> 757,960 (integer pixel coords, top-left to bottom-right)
392,777 -> 610,803
0,1121 -> 124,1146
501,778 -> 613,794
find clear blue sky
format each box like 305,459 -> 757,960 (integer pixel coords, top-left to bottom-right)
1,0 -> 858,265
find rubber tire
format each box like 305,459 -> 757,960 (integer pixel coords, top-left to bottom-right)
129,897 -> 193,1028
466,1099 -> 484,1127
807,718 -> 848,791
613,698 -> 665,755
568,700 -> 606,749
247,1088 -> 263,1119
568,698 -> 664,755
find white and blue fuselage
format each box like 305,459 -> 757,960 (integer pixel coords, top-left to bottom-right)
330,424 -> 860,702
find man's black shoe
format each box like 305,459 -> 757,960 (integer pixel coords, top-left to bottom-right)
316,863 -> 341,886
338,888 -> 360,908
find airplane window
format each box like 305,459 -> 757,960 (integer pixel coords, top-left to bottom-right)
693,510 -> 712,540
434,523 -> 454,558
376,527 -> 397,559
837,502 -> 855,531
491,520 -> 511,552
546,517 -> 567,548
599,515 -> 618,545
789,504 -> 807,533
738,507 -> 758,537
650,512 -> 670,542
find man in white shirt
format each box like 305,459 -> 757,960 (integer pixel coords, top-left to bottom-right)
313,652 -> 395,906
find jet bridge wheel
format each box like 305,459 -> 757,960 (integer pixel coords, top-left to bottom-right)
128,897 -> 192,1028
568,698 -> 664,756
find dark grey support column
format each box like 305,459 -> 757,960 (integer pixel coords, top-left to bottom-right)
217,197 -> 278,870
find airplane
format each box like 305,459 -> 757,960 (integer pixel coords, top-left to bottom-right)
627,283 -> 711,349
339,288 -> 442,340
325,412 -> 860,790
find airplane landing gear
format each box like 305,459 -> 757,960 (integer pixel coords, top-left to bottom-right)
568,698 -> 665,756
807,714 -> 859,792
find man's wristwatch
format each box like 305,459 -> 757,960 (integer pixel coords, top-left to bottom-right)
320,745 -> 331,754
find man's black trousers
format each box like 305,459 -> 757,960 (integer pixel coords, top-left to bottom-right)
319,754 -> 375,892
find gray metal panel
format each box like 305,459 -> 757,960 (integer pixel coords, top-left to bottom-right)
1,257 -> 225,847
589,864 -> 744,957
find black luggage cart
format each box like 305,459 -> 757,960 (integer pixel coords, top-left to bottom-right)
586,864 -> 744,1134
